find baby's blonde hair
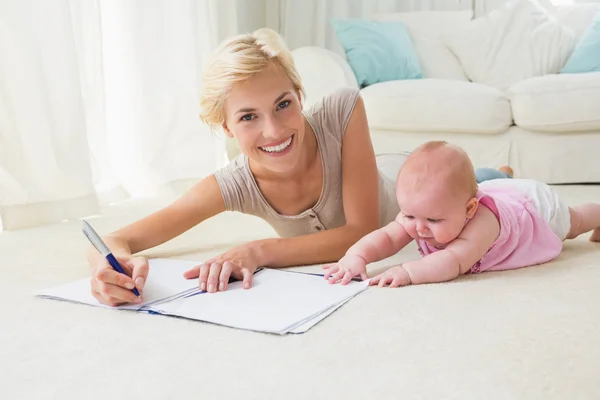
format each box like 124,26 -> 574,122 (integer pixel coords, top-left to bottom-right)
199,28 -> 305,131
398,141 -> 478,200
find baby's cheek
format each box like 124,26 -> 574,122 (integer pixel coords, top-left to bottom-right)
433,225 -> 454,243
404,222 -> 418,238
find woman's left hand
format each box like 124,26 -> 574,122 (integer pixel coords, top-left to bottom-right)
183,242 -> 263,293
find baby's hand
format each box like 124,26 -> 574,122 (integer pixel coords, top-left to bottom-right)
369,266 -> 412,288
322,254 -> 368,285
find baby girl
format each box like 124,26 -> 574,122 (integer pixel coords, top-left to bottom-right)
323,141 -> 600,287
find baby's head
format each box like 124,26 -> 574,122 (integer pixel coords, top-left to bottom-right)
396,141 -> 479,247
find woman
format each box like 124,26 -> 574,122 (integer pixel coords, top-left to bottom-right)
88,28 -> 511,306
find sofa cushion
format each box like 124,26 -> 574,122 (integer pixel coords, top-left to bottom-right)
372,10 -> 472,81
560,11 -> 600,74
360,79 -> 512,134
508,72 -> 600,132
550,3 -> 600,41
443,0 -> 576,90
330,19 -> 423,87
291,46 -> 359,109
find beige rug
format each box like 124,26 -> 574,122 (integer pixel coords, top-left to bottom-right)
1,185 -> 599,400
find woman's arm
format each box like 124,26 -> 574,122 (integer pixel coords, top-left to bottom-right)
88,174 -> 226,305
254,95 -> 382,267
89,174 -> 226,260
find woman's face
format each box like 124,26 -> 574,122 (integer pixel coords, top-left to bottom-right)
222,65 -> 306,174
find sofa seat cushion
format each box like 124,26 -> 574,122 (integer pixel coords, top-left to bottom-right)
360,79 -> 512,134
508,72 -> 600,132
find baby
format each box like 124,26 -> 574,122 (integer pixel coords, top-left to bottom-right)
323,141 -> 600,287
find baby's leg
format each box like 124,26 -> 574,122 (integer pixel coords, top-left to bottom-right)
566,204 -> 600,242
475,165 -> 513,184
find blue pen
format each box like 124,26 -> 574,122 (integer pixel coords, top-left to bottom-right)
81,220 -> 140,297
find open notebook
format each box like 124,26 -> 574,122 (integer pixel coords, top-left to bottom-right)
35,258 -> 369,335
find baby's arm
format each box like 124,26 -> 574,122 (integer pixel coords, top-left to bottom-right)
324,217 -> 414,284
348,218 -> 413,262
402,206 -> 500,285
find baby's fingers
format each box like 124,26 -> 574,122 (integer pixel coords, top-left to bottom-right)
369,274 -> 382,286
327,269 -> 346,284
340,271 -> 356,285
388,275 -> 404,288
378,273 -> 393,288
323,264 -> 339,280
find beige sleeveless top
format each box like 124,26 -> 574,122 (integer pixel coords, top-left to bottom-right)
214,87 -> 400,238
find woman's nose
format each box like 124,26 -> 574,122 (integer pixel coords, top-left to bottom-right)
263,115 -> 284,138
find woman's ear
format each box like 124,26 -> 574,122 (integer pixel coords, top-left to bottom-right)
295,89 -> 304,109
222,123 -> 234,138
466,197 -> 479,219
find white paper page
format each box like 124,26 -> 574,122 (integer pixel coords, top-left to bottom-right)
154,269 -> 369,334
288,296 -> 354,334
36,258 -> 202,310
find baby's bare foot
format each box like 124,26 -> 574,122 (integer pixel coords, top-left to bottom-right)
590,227 -> 600,242
498,165 -> 514,178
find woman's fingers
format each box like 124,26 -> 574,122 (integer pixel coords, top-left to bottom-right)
95,267 -> 136,290
240,268 -> 253,289
198,263 -> 211,291
207,262 -> 222,293
219,262 -> 234,291
183,265 -> 200,279
128,257 -> 149,290
94,279 -> 142,305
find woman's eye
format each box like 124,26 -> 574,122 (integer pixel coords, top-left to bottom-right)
277,100 -> 291,110
240,114 -> 255,122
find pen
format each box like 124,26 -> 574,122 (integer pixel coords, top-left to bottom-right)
81,219 -> 140,297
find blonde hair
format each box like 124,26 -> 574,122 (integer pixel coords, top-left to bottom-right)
199,28 -> 305,131
398,141 -> 478,199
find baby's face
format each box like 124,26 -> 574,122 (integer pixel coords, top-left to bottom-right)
396,183 -> 476,248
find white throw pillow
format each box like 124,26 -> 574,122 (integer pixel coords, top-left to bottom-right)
372,10 -> 472,81
443,0 -> 577,90
550,4 -> 600,40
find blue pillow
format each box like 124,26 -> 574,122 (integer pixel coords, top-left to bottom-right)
560,11 -> 600,73
330,19 -> 423,87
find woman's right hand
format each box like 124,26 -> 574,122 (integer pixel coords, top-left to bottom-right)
89,251 -> 149,307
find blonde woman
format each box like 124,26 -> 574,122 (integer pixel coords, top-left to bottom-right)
87,28 -> 509,306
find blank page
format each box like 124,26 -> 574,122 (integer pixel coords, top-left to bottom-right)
154,268 -> 369,334
36,258 -> 201,310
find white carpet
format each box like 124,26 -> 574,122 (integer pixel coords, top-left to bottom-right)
1,185 -> 599,400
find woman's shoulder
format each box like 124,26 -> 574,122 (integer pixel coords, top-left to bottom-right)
305,86 -> 362,142
307,87 -> 361,117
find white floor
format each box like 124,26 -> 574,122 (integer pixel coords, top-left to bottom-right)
1,184 -> 599,400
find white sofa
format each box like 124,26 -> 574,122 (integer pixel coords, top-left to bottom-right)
287,2 -> 600,184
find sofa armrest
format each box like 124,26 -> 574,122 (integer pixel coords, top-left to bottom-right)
291,46 -> 359,109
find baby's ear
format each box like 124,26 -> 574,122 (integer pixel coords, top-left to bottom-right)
466,197 -> 479,219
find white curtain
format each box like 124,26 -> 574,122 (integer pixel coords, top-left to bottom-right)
0,0 -> 265,230
0,0 -> 475,230
274,0 -> 472,54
